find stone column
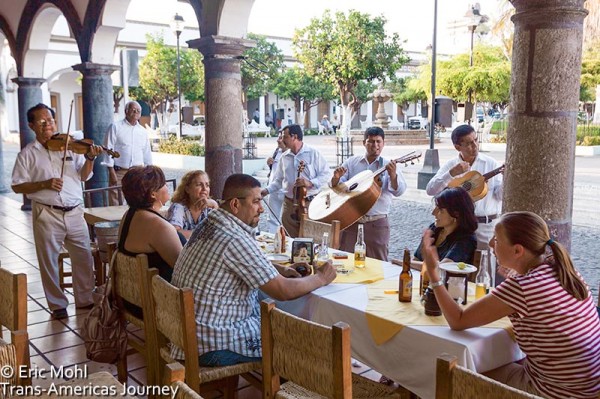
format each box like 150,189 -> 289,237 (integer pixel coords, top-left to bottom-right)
72,63 -> 119,204
506,0 -> 587,249
188,36 -> 255,199
11,77 -> 45,209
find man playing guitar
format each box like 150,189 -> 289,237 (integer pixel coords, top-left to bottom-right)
426,124 -> 503,249
261,124 -> 330,237
330,127 -> 407,261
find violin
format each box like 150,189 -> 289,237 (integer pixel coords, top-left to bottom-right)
47,134 -> 120,158
291,161 -> 307,222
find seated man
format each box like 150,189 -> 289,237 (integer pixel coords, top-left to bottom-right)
170,174 -> 336,366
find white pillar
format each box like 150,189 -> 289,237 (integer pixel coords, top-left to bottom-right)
392,102 -> 399,123
594,85 -> 600,123
122,49 -> 129,108
366,101 -> 373,126
259,95 -> 266,126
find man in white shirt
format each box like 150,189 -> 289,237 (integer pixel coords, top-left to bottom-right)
12,103 -> 102,319
262,124 -> 330,237
426,124 -> 503,248
331,127 -> 407,261
103,101 -> 152,205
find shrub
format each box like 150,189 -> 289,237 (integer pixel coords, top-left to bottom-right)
158,137 -> 205,156
582,136 -> 600,146
489,134 -> 507,143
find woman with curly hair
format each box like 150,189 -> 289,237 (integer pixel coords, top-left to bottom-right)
167,170 -> 218,239
119,165 -> 183,282
422,211 -> 600,398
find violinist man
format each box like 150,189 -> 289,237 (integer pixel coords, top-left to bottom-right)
331,126 -> 407,261
103,100 -> 152,205
11,103 -> 103,319
261,124 -> 330,237
426,124 -> 503,249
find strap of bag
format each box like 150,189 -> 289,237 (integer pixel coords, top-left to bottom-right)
98,249 -> 119,306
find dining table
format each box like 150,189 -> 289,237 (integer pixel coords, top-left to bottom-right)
83,205 -> 129,226
264,239 -> 524,399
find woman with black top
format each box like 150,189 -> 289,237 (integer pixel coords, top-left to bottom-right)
119,165 -> 183,283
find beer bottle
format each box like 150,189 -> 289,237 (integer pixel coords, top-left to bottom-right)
399,248 -> 413,302
354,224 -> 366,269
475,250 -> 491,299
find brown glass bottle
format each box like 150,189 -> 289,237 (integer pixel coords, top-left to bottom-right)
399,249 -> 413,302
419,263 -> 430,298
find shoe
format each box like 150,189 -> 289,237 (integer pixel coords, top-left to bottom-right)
379,375 -> 394,385
52,308 -> 68,319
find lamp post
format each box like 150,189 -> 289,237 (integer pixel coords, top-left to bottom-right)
464,4 -> 485,125
170,13 -> 185,141
417,0 -> 440,190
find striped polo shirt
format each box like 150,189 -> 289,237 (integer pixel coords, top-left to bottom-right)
492,264 -> 600,398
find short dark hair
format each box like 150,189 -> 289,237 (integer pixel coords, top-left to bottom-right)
222,174 -> 261,200
27,103 -> 55,123
450,124 -> 475,145
284,124 -> 303,141
435,187 -> 477,234
122,165 -> 166,208
364,126 -> 385,141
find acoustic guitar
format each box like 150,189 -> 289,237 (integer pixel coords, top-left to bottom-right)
308,151 -> 422,230
448,164 -> 505,202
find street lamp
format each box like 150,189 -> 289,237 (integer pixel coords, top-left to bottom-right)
464,3 -> 487,124
170,13 -> 185,141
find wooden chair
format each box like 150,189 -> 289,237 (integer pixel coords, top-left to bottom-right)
0,268 -> 30,386
298,213 -> 341,249
107,242 -> 159,386
146,272 -> 261,399
261,299 -> 400,399
164,363 -> 205,399
435,354 -> 543,399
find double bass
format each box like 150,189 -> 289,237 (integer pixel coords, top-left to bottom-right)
308,151 -> 422,230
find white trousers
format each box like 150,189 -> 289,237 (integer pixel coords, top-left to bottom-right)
32,202 -> 95,310
265,191 -> 285,234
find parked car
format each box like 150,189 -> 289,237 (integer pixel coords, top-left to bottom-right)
408,116 -> 428,130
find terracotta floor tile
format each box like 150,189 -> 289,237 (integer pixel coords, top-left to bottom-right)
236,385 -> 262,399
31,331 -> 84,352
44,344 -> 89,366
27,320 -> 70,339
27,309 -> 53,325
27,300 -> 45,313
76,360 -> 117,375
128,366 -> 148,385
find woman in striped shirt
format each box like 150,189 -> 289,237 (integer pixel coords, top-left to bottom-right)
422,211 -> 599,398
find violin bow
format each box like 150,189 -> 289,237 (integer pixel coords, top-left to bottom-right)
261,197 -> 291,237
60,100 -> 75,179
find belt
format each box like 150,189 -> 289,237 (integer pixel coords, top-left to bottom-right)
476,214 -> 498,224
113,166 -> 129,171
38,203 -> 79,212
358,214 -> 387,223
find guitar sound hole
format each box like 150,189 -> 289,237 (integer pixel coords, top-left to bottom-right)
349,183 -> 358,191
462,182 -> 472,191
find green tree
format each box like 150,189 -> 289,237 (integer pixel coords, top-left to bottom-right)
242,33 -> 284,102
138,34 -> 204,135
293,10 -> 408,136
272,67 -> 336,127
580,55 -> 600,102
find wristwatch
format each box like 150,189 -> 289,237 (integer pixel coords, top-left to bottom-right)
430,280 -> 445,289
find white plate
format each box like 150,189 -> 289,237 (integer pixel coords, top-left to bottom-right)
439,262 -> 477,274
267,254 -> 290,264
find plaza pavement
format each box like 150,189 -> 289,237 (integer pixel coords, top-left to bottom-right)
1,134 -> 598,301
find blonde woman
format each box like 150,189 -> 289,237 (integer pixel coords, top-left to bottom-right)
167,170 -> 218,239
422,211 -> 600,398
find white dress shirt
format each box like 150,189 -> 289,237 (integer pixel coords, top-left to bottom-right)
426,152 -> 503,217
103,119 -> 152,168
266,143 -> 330,199
337,155 -> 407,216
11,140 -> 91,206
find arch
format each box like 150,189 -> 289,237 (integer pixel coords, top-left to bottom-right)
82,0 -> 129,64
18,0 -> 83,77
0,15 -> 18,64
188,0 -> 254,38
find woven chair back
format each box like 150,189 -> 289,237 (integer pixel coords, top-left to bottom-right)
299,214 -> 341,249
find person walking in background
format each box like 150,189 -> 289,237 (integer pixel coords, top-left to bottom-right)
331,127 -> 406,261
286,107 -> 293,126
265,132 -> 286,233
253,108 -> 260,123
103,100 -> 152,205
320,115 -> 331,135
332,113 -> 340,135
167,170 -> 219,240
426,124 -> 503,250
12,103 -> 102,319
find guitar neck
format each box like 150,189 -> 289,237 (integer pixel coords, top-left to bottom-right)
482,164 -> 505,181
372,152 -> 420,177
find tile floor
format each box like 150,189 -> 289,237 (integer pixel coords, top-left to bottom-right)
0,195 -> 392,398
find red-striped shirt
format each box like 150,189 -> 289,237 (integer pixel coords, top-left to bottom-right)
492,264 -> 600,399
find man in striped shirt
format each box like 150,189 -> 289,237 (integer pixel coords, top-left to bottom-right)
171,174 -> 336,367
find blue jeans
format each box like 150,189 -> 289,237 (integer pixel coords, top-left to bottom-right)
198,350 -> 261,367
